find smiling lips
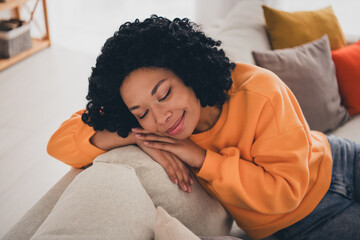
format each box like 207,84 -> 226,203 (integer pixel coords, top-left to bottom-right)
166,111 -> 185,135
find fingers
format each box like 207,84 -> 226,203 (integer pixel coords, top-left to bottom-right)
134,133 -> 176,144
153,153 -> 178,185
172,154 -> 194,193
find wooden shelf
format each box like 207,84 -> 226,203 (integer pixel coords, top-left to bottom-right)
0,0 -> 50,71
0,38 -> 50,71
0,0 -> 27,11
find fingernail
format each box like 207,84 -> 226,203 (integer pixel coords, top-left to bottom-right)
135,134 -> 141,137
188,186 -> 192,193
131,128 -> 138,132
190,178 -> 194,185
182,184 -> 187,192
144,141 -> 149,145
174,179 -> 178,184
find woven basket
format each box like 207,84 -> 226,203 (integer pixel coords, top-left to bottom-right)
0,23 -> 32,58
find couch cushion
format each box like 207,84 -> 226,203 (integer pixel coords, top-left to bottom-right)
262,5 -> 346,50
30,162 -> 156,240
252,35 -> 350,133
94,145 -> 233,236
331,40 -> 360,116
329,114 -> 360,144
204,0 -> 271,64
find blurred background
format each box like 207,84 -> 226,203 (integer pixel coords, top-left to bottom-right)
0,0 -> 358,238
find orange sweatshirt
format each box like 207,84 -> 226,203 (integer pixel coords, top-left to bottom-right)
47,63 -> 332,239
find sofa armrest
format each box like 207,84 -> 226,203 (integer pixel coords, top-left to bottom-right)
1,168 -> 82,240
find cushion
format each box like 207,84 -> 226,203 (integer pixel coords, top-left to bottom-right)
94,145 -> 233,236
154,206 -> 201,240
329,114 -> 360,144
154,207 -> 243,240
262,5 -> 346,50
30,162 -> 156,240
331,40 -> 360,116
204,0 -> 271,64
252,35 -> 350,133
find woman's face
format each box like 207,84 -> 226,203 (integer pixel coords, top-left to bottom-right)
120,67 -> 201,139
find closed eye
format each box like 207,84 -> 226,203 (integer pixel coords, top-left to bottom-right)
159,87 -> 171,102
139,87 -> 171,119
139,110 -> 148,119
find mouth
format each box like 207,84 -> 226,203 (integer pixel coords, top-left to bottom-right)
166,111 -> 185,136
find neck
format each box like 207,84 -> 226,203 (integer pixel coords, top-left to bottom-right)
194,105 -> 222,134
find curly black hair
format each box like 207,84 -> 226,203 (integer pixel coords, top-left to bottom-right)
82,15 -> 235,138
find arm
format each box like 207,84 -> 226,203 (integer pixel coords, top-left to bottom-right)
47,109 -> 135,168
47,110 -> 194,192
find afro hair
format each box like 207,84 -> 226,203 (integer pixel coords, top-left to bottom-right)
82,15 -> 235,138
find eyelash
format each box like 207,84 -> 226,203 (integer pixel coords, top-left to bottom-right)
139,87 -> 171,119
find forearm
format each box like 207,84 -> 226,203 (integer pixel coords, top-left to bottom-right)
90,130 -> 136,151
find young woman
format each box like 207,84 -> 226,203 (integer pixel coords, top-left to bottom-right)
47,15 -> 360,240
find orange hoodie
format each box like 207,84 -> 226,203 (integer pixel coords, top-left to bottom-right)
47,63 -> 332,239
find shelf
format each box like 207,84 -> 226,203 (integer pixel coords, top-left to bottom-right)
0,0 -> 50,71
0,0 -> 27,11
0,38 -> 50,71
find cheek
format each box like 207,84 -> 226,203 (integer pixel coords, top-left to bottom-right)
138,118 -> 157,133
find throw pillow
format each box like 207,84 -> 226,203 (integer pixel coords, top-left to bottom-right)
154,207 -> 243,240
331,40 -> 360,116
262,5 -> 346,50
154,206 -> 201,240
94,145 -> 234,236
203,0 -> 271,64
252,35 -> 350,133
30,162 -> 156,240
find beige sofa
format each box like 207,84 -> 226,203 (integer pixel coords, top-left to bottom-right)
3,1 -> 359,240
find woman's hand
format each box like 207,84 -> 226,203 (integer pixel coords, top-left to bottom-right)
90,129 -> 136,151
132,128 -> 206,170
134,136 -> 194,193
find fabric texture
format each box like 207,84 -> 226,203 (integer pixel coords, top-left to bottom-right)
30,162 -> 156,240
154,206 -> 201,240
262,5 -> 346,50
189,63 -> 333,239
94,145 -> 233,236
329,114 -> 360,144
331,40 -> 360,116
204,0 -> 271,64
273,135 -> 360,240
2,169 -> 82,240
47,109 -> 106,168
252,35 -> 350,133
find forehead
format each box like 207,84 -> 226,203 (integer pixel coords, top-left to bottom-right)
120,67 -> 173,105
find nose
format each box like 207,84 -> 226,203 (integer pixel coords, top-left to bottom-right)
154,109 -> 172,125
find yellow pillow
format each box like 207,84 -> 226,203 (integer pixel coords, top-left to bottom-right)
262,5 -> 346,50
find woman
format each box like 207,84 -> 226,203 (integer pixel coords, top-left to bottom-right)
47,15 -> 360,239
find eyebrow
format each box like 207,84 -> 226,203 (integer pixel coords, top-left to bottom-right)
128,79 -> 167,111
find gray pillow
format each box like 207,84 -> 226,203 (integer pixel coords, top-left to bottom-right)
252,35 -> 350,133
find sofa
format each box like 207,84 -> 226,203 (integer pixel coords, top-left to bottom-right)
3,1 -> 359,240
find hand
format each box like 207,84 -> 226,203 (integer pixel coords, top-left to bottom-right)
90,129 -> 136,151
132,128 -> 206,169
135,136 -> 194,193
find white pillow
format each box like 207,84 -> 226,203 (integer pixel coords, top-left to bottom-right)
30,162 -> 156,240
154,206 -> 201,240
94,145 -> 233,236
205,0 -> 271,64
